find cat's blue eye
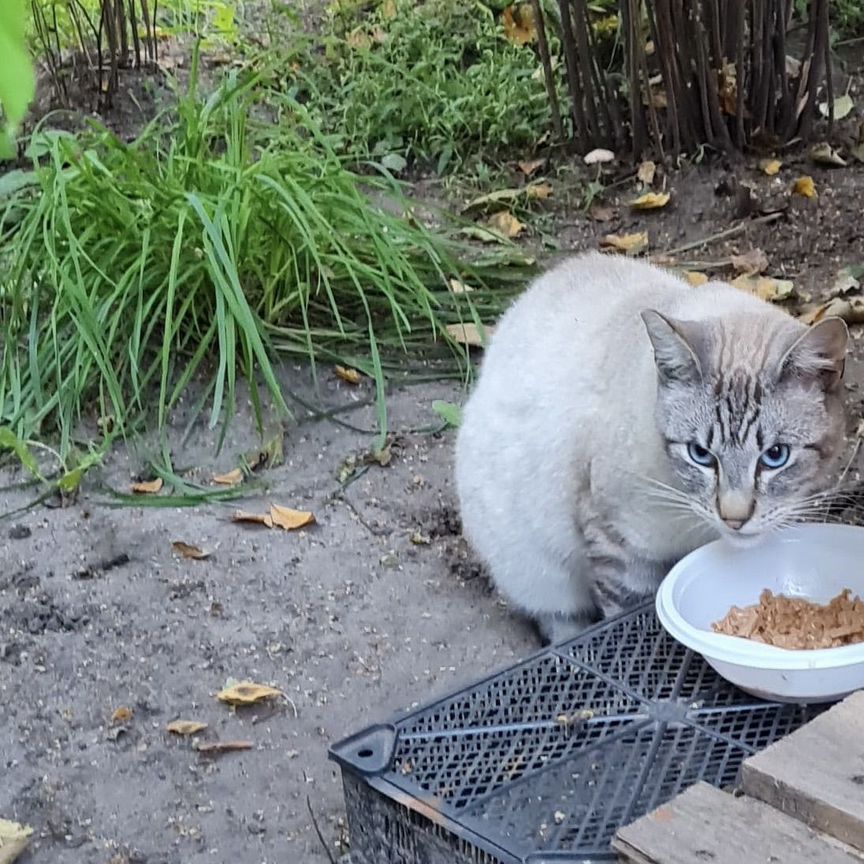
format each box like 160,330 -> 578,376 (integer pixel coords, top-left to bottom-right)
686,442 -> 716,467
760,444 -> 790,469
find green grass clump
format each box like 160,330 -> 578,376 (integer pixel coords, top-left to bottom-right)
0,65 -> 528,455
304,0 -> 561,174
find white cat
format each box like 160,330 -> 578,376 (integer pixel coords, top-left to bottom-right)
455,252 -> 847,643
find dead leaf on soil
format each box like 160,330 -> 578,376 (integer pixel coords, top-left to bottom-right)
446,322 -> 494,347
217,681 -> 283,706
731,274 -> 796,303
637,160 -> 656,185
525,182 -> 553,200
792,175 -> 817,199
629,191 -> 670,210
800,295 -> 864,326
810,142 -> 847,167
111,706 -> 133,725
502,4 -> 537,45
830,266 -> 864,297
731,248 -> 769,276
600,232 -> 648,256
167,719 -> 208,735
517,158 -> 545,177
212,468 -> 243,486
588,205 -> 616,222
335,365 -> 363,385
448,278 -> 473,294
819,94 -> 854,120
682,270 -> 709,286
172,541 -> 210,560
232,510 -> 274,528
485,210 -> 525,239
759,158 -> 782,176
195,740 -> 253,755
0,818 -> 33,864
131,477 -> 163,495
270,504 -> 315,531
583,148 -> 615,165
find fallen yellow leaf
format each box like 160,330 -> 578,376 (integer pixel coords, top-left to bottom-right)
448,278 -> 473,294
131,477 -> 163,494
792,175 -> 817,199
637,160 -> 656,185
485,210 -> 525,239
111,706 -> 133,725
525,182 -> 553,200
217,681 -> 283,706
269,504 -> 315,531
517,158 -> 545,177
502,4 -> 537,45
731,274 -> 795,303
759,158 -> 782,176
600,232 -> 648,256
167,719 -> 208,735
335,365 -> 362,385
172,541 -> 210,560
0,818 -> 33,864
213,468 -> 243,486
800,295 -> 864,325
682,271 -> 709,286
629,191 -> 670,210
446,322 -> 494,347
731,248 -> 769,276
232,510 -> 274,528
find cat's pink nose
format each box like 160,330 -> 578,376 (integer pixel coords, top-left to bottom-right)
723,517 -> 747,530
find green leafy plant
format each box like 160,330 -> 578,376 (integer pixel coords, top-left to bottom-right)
0,0 -> 35,158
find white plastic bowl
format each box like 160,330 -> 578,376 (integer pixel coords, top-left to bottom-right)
656,523 -> 864,703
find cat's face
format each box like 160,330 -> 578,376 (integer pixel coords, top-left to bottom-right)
642,310 -> 848,542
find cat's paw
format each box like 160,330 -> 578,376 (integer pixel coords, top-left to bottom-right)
534,611 -> 596,646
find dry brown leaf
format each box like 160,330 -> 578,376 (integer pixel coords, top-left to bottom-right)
502,4 -> 537,45
346,29 -> 372,50
232,511 -> 274,528
629,191 -> 670,210
600,232 -> 648,256
217,681 -> 283,706
731,248 -> 769,276
269,504 -> 315,531
172,541 -> 210,560
0,818 -> 33,864
731,274 -> 795,303
588,205 -> 616,222
167,719 -> 208,736
446,322 -> 494,347
583,148 -> 615,165
810,142 -> 847,167
800,295 -> 864,326
196,740 -> 253,755
111,706 -> 133,725
525,182 -> 553,200
637,160 -> 656,185
759,158 -> 782,176
485,211 -> 525,239
448,278 -> 473,294
682,271 -> 709,286
334,365 -> 362,385
517,158 -> 545,177
131,477 -> 163,495
212,468 -> 243,486
792,175 -> 817,199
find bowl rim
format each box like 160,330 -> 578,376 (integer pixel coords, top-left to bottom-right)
656,523 -> 864,671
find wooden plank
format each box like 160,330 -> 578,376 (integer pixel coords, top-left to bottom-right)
613,782 -> 863,864
741,690 -> 864,852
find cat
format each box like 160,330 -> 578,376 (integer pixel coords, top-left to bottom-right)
455,252 -> 848,644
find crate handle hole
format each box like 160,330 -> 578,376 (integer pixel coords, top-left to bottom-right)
358,748 -> 374,758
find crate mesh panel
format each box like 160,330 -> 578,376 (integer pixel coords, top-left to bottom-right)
332,603 -> 825,864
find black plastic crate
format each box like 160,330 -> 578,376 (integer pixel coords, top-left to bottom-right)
330,602 -> 825,864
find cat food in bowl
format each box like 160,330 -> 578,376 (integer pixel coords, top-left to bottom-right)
656,523 -> 864,703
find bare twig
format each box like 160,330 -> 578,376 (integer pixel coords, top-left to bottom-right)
652,212 -> 785,259
306,797 -> 337,864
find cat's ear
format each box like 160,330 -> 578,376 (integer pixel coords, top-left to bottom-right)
778,317 -> 848,391
641,310 -> 703,385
